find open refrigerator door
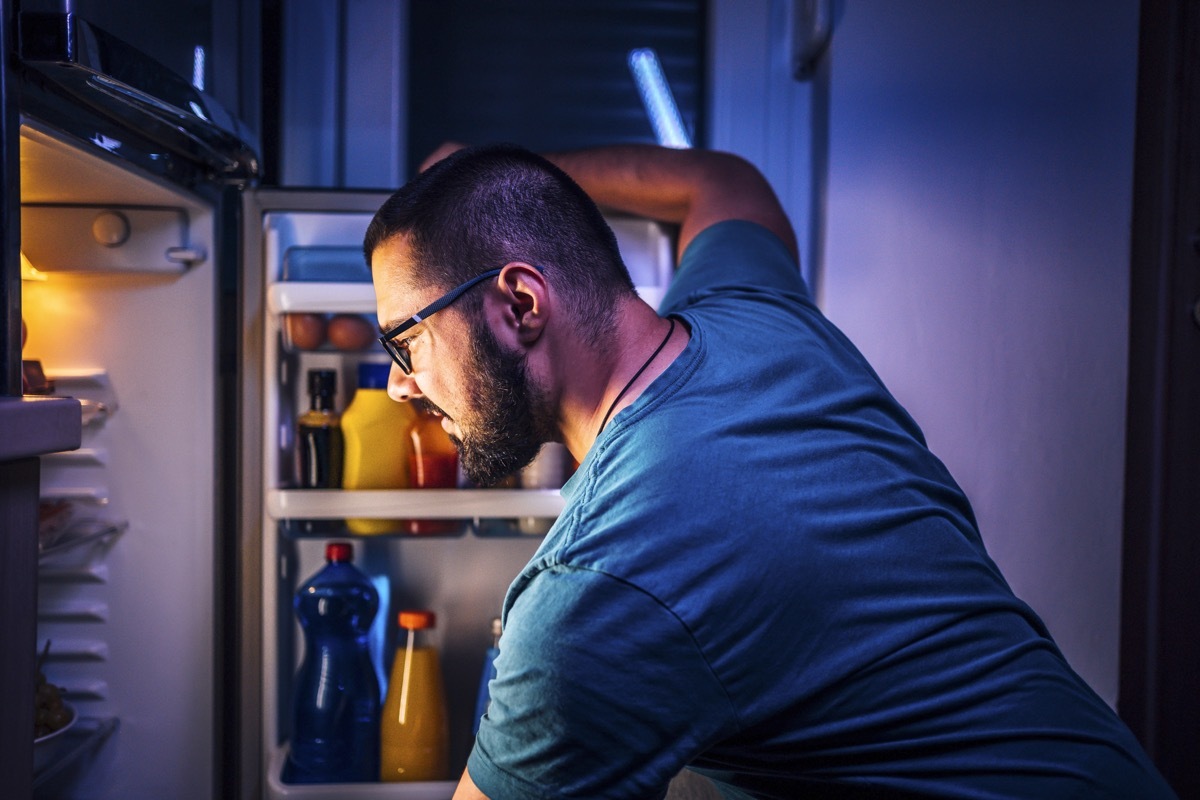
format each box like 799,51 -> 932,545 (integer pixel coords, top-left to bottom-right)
20,119 -> 223,797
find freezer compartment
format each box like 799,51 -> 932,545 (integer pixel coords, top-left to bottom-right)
266,534 -> 540,799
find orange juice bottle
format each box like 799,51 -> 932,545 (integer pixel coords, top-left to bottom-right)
380,610 -> 449,782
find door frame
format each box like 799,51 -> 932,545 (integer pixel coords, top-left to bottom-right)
1119,0 -> 1200,795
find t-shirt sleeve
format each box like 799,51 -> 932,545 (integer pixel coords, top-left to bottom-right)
659,219 -> 812,317
467,565 -> 733,800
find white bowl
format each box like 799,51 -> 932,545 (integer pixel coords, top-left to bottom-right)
34,703 -> 77,774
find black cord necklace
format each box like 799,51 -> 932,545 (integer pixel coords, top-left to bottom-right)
596,317 -> 676,440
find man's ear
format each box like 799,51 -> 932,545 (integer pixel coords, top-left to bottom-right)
488,262 -> 548,346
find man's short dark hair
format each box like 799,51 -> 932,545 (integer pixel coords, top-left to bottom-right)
364,144 -> 636,342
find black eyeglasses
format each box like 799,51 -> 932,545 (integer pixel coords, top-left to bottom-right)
377,268 -> 502,374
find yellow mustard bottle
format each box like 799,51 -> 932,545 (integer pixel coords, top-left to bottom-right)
380,609 -> 449,782
341,362 -> 416,534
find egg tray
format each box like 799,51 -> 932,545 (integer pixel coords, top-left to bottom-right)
281,312 -> 381,354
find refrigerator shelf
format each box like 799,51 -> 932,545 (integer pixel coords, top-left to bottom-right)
269,282 -> 374,314
267,280 -> 669,316
39,519 -> 127,560
268,488 -> 565,520
43,371 -> 117,428
266,746 -> 456,799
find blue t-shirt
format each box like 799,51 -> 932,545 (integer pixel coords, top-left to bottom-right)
467,220 -> 1174,799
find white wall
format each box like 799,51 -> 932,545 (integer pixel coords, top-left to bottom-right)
710,0 -> 1140,705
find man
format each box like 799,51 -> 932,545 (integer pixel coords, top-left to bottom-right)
363,143 -> 1175,799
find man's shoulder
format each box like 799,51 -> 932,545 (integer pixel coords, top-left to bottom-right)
664,219 -> 810,314
683,218 -> 796,261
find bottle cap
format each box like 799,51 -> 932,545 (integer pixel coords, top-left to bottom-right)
325,541 -> 353,562
398,609 -> 436,630
308,368 -> 337,397
357,361 -> 390,389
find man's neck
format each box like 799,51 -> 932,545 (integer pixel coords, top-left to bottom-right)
553,298 -> 686,463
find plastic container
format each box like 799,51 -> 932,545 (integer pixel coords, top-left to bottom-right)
380,610 -> 449,782
285,541 -> 381,784
341,362 -> 417,534
405,406 -> 459,535
297,369 -> 343,489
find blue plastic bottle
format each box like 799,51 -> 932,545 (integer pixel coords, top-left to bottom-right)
286,541 -> 381,783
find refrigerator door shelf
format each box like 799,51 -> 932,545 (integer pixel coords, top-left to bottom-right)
22,205 -> 202,273
268,488 -> 566,521
269,282 -> 375,315
266,745 -> 455,799
38,517 -> 126,559
0,396 -> 81,460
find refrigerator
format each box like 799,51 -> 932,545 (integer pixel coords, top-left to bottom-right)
2,11 -> 674,799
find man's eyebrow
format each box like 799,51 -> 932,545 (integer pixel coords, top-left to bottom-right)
379,312 -> 425,336
378,316 -> 407,335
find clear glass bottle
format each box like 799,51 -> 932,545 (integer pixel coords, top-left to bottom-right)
297,368 -> 343,488
380,609 -> 449,782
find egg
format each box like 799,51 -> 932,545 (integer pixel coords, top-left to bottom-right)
327,313 -> 377,351
284,313 -> 327,351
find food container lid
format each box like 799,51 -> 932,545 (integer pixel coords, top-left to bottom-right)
398,609 -> 436,630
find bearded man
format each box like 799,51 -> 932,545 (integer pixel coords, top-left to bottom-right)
363,143 -> 1175,800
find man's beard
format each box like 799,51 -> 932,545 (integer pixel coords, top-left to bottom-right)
439,317 -> 554,487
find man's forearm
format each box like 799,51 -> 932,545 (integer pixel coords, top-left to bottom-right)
452,766 -> 489,800
544,144 -> 798,260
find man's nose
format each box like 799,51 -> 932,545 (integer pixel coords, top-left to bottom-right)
388,363 -> 422,402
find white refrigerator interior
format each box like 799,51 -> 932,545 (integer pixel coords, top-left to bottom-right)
251,202 -> 674,798
22,121 -> 218,798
